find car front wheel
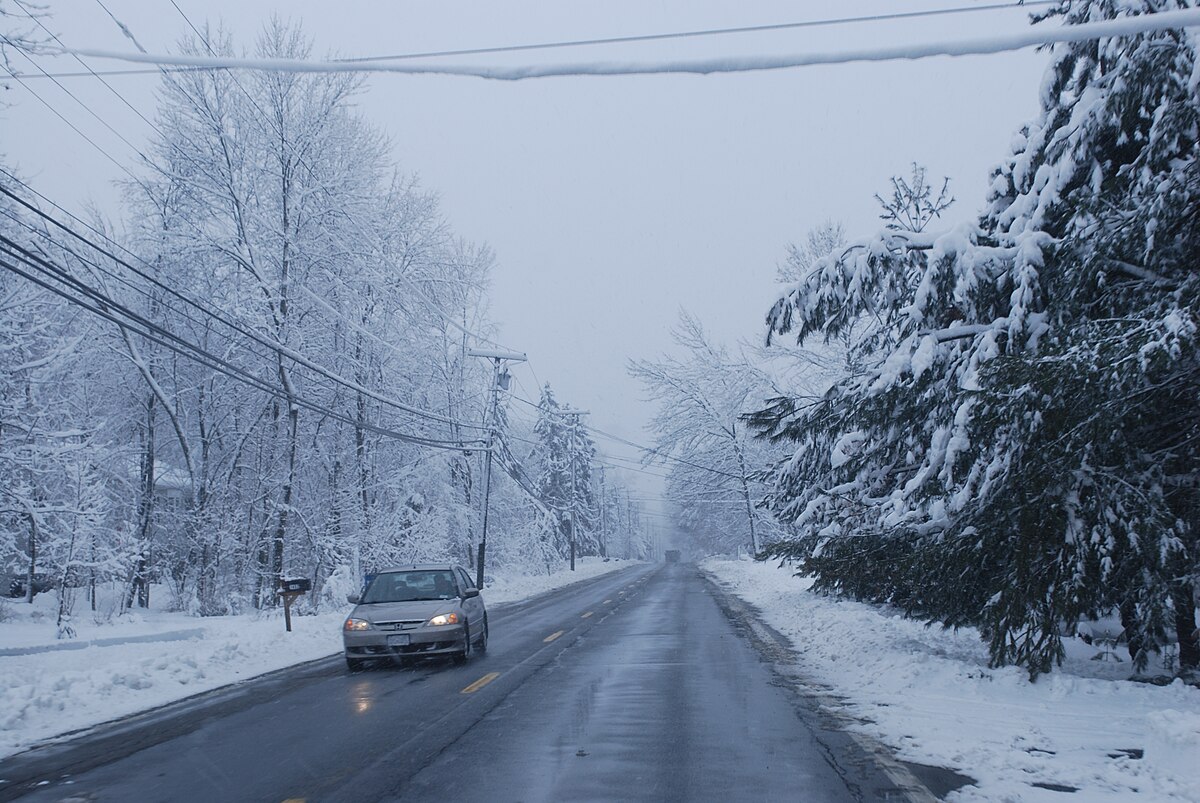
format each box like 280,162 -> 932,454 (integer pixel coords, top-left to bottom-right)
454,624 -> 471,664
346,656 -> 365,672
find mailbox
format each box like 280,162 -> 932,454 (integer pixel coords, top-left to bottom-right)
279,577 -> 312,594
278,577 -> 312,633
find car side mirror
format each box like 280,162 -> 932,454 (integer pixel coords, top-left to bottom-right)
462,588 -> 480,599
347,594 -> 360,604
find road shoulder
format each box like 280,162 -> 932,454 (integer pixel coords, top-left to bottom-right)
699,566 -> 948,803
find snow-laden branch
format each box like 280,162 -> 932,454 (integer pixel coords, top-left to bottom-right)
54,10 -> 1200,81
923,322 -> 1002,343
1105,259 -> 1177,288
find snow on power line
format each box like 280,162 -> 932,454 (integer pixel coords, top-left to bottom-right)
47,9 -> 1200,80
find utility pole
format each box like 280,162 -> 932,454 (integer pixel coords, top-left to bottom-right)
627,491 -> 637,559
560,407 -> 589,571
467,347 -> 526,590
598,466 -> 607,559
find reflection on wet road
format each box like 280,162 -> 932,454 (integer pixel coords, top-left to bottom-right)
6,564 -> 914,802
401,564 -> 873,802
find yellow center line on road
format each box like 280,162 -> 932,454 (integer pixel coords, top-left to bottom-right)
543,630 -> 564,643
461,672 -> 501,694
581,611 -> 593,618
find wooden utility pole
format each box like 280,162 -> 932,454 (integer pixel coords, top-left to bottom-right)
467,348 -> 526,589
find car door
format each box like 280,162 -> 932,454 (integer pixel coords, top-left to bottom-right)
456,567 -> 483,635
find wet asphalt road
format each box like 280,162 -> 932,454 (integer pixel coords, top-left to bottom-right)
5,564 -> 915,802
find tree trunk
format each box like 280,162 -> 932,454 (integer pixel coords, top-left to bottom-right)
24,509 -> 37,604
1166,489 -> 1198,671
1173,578 -> 1199,671
56,489 -> 80,639
1119,596 -> 1143,663
268,153 -> 298,604
271,355 -> 300,601
730,424 -> 760,555
194,382 -> 218,615
127,395 -> 156,610
354,331 -> 372,536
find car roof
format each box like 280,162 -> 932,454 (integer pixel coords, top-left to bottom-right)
374,564 -> 459,573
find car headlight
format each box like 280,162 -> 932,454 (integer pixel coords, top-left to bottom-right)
344,618 -> 372,631
426,612 -> 460,627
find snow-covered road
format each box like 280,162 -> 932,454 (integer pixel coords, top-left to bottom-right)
0,558 -> 640,760
5,563 -> 910,802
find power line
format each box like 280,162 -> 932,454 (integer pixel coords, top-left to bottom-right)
8,6 -> 786,486
508,392 -> 743,480
499,402 -> 679,482
0,16 -> 501,428
0,238 -> 485,452
48,10 -> 1200,81
587,422 -> 744,480
17,2 -> 1057,79
0,32 -> 150,164
0,207 -> 281,377
13,0 -> 159,134
6,7 -> 577,499
92,0 -> 148,54
0,179 -> 490,433
338,1 -> 1058,63
163,0 -> 520,357
21,0 -> 495,376
0,58 -> 144,184
0,234 -> 477,450
625,496 -> 760,504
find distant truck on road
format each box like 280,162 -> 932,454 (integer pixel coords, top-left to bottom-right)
664,550 -> 681,563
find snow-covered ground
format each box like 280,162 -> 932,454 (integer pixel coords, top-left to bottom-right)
702,558 -> 1200,803
0,558 -> 639,759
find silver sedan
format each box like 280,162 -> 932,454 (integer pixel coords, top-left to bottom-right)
342,564 -> 488,671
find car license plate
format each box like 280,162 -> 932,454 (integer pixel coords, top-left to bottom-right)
387,634 -> 410,647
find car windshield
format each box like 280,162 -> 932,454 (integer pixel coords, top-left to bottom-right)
360,570 -> 457,604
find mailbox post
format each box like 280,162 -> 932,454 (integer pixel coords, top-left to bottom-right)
277,577 -> 312,632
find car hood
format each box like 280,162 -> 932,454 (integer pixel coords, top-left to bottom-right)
352,598 -> 457,622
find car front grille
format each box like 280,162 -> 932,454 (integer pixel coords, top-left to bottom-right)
374,619 -> 425,631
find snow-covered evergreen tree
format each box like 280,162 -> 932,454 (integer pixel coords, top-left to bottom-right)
753,0 -> 1199,677
530,384 -> 599,560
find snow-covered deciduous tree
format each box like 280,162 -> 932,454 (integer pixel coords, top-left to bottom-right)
0,1 -> 44,89
630,311 -> 785,555
0,172 -> 122,634
37,20 -> 504,613
777,220 -> 847,284
3,16 -> 645,630
752,0 -> 1200,678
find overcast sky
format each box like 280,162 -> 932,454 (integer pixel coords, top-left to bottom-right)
3,0 -> 1049,508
